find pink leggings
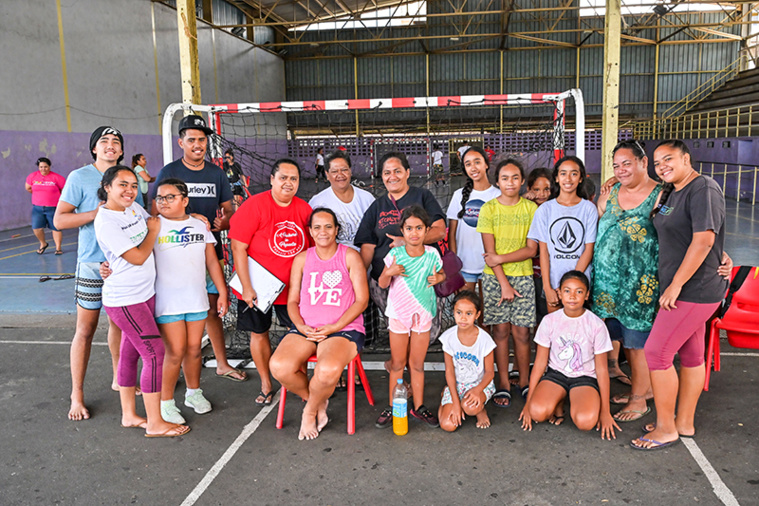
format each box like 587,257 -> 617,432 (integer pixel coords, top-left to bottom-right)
104,296 -> 164,394
644,300 -> 720,371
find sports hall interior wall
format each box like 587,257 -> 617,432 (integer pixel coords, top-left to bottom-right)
0,0 -> 285,231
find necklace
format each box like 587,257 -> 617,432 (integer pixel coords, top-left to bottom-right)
183,157 -> 204,168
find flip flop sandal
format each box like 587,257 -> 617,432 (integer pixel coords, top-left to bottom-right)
55,250 -> 63,255
36,244 -> 49,255
492,389 -> 511,408
630,437 -> 680,451
145,425 -> 191,438
519,385 -> 529,401
38,276 -> 51,283
610,372 -> 632,386
613,406 -> 651,422
255,391 -> 274,407
216,368 -> 247,382
55,274 -> 74,280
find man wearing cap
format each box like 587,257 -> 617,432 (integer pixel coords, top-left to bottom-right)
151,115 -> 245,382
55,126 -> 139,421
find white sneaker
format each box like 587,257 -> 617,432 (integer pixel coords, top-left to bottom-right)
161,400 -> 186,424
185,389 -> 212,414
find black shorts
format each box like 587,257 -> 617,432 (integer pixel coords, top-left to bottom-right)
286,327 -> 365,353
236,301 -> 293,334
540,368 -> 599,393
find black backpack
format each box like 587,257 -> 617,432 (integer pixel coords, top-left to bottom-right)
719,266 -> 754,318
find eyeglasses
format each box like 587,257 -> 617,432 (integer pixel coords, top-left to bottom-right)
155,194 -> 182,204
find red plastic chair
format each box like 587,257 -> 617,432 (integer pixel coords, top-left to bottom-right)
276,354 -> 375,435
705,266 -> 759,391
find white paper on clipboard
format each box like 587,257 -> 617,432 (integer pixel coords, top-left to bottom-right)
228,257 -> 285,314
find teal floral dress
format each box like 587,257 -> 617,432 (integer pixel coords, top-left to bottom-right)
592,183 -> 662,332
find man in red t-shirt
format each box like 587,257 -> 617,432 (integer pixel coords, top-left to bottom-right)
229,159 -> 312,407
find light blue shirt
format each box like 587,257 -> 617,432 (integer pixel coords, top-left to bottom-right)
59,165 -> 106,263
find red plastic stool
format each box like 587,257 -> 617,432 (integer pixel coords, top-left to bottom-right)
276,354 -> 375,435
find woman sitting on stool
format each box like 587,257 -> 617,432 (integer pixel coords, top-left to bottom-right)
270,207 -> 369,441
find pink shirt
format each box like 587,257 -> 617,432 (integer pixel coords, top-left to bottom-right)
299,244 -> 364,333
26,171 -> 66,207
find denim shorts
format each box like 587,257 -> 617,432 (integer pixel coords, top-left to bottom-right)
461,271 -> 482,283
156,310 -> 208,324
31,205 -> 58,230
605,318 -> 650,350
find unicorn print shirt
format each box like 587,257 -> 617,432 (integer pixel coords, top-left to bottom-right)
534,309 -> 612,379
439,326 -> 496,386
298,244 -> 364,333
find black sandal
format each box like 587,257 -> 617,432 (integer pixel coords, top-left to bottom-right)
255,391 -> 274,407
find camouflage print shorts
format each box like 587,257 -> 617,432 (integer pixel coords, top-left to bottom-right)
481,273 -> 536,327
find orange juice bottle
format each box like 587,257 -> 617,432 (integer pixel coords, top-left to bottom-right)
392,379 -> 408,436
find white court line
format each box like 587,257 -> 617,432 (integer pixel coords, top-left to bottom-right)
0,340 -> 107,346
683,439 -> 741,506
720,352 -> 759,357
180,390 -> 281,506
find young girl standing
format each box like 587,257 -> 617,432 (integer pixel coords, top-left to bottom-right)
446,147 -> 501,292
528,156 -> 598,314
519,271 -> 618,439
524,167 -> 553,323
438,291 -> 496,431
476,159 -> 538,407
94,166 -> 190,438
375,206 -> 445,429
153,179 -> 229,425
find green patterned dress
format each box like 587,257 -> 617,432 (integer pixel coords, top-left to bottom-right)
592,183 -> 662,332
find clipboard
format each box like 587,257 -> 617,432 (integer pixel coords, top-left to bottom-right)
228,257 -> 285,314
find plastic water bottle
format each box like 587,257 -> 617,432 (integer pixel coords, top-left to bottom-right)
392,379 -> 408,436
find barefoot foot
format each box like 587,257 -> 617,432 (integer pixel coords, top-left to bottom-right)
316,400 -> 329,433
475,410 -> 491,429
68,400 -> 90,421
299,411 -> 319,441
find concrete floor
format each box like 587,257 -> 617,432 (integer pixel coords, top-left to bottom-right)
0,319 -> 757,505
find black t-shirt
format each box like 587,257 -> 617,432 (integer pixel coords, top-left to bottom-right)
354,186 -> 446,281
223,161 -> 242,184
152,159 -> 234,258
654,175 -> 728,303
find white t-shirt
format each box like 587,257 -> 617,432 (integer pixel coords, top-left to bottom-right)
439,326 -> 497,385
457,145 -> 471,159
316,153 -> 324,166
94,204 -> 155,307
153,215 -> 216,317
432,150 -> 443,166
446,186 -> 501,274
309,186 -> 375,250
534,309 -> 612,378
527,198 -> 598,289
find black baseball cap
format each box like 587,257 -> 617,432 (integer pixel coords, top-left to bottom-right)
89,126 -> 124,162
178,114 -> 213,136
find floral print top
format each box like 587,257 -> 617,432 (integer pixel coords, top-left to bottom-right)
592,183 -> 662,332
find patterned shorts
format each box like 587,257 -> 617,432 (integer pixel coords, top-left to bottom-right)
441,380 -> 496,406
481,273 -> 536,327
75,262 -> 104,310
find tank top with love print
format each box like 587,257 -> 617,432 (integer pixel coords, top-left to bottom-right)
299,243 -> 364,333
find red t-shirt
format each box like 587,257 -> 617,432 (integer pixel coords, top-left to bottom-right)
229,190 -> 313,305
26,171 -> 66,207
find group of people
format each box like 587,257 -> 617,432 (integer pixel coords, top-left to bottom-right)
52,117 -> 729,449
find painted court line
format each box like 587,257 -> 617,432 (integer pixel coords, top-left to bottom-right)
683,438 -> 740,506
180,390 -> 280,506
0,340 -> 107,346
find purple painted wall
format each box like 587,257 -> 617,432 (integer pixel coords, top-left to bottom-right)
2,130 -> 168,230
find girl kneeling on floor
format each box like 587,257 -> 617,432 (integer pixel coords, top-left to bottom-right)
375,205 -> 445,429
519,271 -> 618,440
153,179 -> 228,425
94,166 -> 190,438
438,291 -> 496,431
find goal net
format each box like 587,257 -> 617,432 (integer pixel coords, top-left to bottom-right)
161,90 -> 585,358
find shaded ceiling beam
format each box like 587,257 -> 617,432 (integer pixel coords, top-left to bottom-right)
693,26 -> 743,40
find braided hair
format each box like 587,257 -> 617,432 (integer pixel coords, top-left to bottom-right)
457,146 -> 490,219
649,139 -> 690,219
